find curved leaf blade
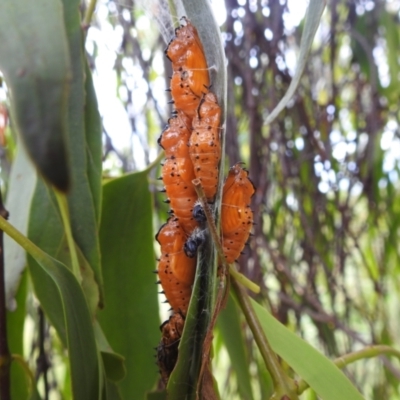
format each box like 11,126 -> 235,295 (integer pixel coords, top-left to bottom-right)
251,299 -> 365,400
84,61 -> 103,225
98,171 -> 159,399
264,0 -> 326,126
61,0 -> 103,300
1,215 -> 101,400
94,321 -> 126,383
7,271 -> 30,400
28,256 -> 100,400
217,293 -> 254,400
0,0 -> 71,191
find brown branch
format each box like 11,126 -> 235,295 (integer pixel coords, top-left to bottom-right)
36,308 -> 50,400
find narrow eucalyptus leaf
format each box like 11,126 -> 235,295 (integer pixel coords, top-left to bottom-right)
0,0 -> 71,191
61,0 -> 104,300
264,0 -> 326,126
29,256 -> 100,400
98,171 -> 159,399
251,299 -> 365,400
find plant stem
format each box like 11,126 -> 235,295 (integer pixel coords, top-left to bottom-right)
297,345 -> 400,394
36,308 -> 49,400
54,192 -> 81,282
229,264 -> 260,294
0,217 -> 50,274
0,190 -> 10,400
142,150 -> 165,174
231,278 -> 298,400
83,0 -> 98,28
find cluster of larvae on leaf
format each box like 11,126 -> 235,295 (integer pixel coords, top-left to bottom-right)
154,17 -> 255,385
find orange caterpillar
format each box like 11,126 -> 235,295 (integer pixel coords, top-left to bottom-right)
159,112 -> 198,234
157,312 -> 185,384
158,111 -> 192,159
190,92 -> 222,202
156,217 -> 196,313
166,18 -> 210,118
221,164 -> 255,263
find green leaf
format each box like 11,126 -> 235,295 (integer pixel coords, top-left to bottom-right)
5,145 -> 37,307
28,255 -> 100,400
264,0 -> 326,125
61,0 -> 103,301
84,61 -> 103,225
251,299 -> 365,400
28,179 -> 69,343
94,321 -> 126,383
0,0 -> 71,191
0,215 -> 101,400
103,380 -> 123,400
217,293 -> 254,400
7,270 -> 29,400
27,180 -> 100,320
98,171 -> 160,399
147,391 -> 167,400
101,352 -> 126,383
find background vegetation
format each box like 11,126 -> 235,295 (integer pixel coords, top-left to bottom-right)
1,0 -> 400,399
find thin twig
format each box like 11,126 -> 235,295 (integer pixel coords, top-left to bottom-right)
0,189 -> 10,400
36,308 -> 50,400
83,0 -> 98,28
54,192 -> 81,282
142,150 -> 165,175
231,278 -> 299,400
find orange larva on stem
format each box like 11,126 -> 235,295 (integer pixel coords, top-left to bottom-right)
221,163 -> 255,263
158,111 -> 198,234
190,92 -> 222,202
166,18 -> 210,118
156,217 -> 196,313
158,111 -> 192,159
161,157 -> 198,235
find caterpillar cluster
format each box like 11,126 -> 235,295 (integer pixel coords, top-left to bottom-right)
155,18 -> 254,384
156,17 -> 217,383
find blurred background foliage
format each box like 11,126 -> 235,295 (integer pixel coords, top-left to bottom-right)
84,0 -> 400,397
1,0 -> 400,399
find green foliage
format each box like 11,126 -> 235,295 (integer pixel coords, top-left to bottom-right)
0,0 -> 71,191
217,294 -> 255,400
98,171 -> 160,398
7,271 -> 29,400
251,299 -> 364,400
